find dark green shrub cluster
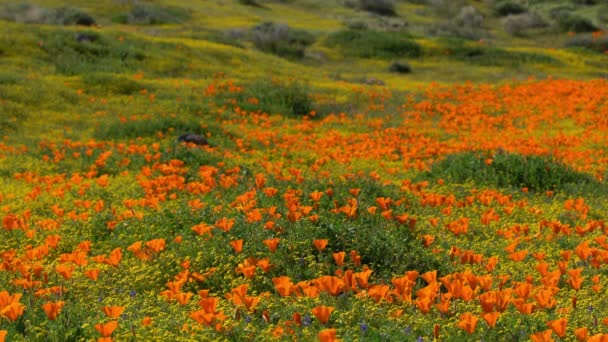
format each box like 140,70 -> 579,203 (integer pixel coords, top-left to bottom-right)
420,151 -> 601,193
389,60 -> 412,73
358,0 -> 397,17
0,3 -> 95,26
234,79 -> 315,117
112,4 -> 190,25
440,38 -> 559,67
82,73 -> 143,95
249,22 -> 315,59
94,115 -> 203,141
550,7 -> 598,33
326,30 -> 422,58
564,33 -> 608,52
37,29 -> 146,75
493,1 -> 527,17
238,0 -> 261,6
502,12 -> 547,36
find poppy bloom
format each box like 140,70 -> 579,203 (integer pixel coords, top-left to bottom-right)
142,316 -> 152,326
529,329 -> 553,342
102,306 -> 124,319
312,305 -> 334,325
94,320 -> 118,337
263,238 -> 280,253
230,240 -> 243,254
546,318 -> 567,338
457,312 -> 479,334
313,239 -> 328,252
42,301 -> 65,320
318,329 -> 339,342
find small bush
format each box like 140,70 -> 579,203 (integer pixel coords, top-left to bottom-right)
238,0 -> 261,6
249,22 -> 315,59
558,15 -> 598,33
440,38 -> 559,66
550,8 -> 598,33
389,60 -> 412,73
326,30 -> 422,58
493,1 -> 527,17
37,29 -> 146,75
112,4 -> 190,25
81,73 -> 143,95
0,3 -> 95,26
358,0 -> 397,17
564,34 -> 608,53
235,79 -> 315,117
94,115 -> 202,141
502,12 -> 547,36
455,6 -> 484,28
420,151 -> 601,193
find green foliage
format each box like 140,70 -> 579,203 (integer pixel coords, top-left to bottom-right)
564,33 -> 608,52
112,4 -> 190,25
0,101 -> 26,134
502,12 -> 548,36
94,114 -> 203,141
0,3 -> 95,26
420,151 -> 602,193
493,1 -> 528,17
234,79 -> 315,116
37,29 -> 146,75
326,30 -> 422,58
389,60 -> 412,73
237,0 -> 261,6
81,73 -> 143,95
249,22 -> 315,59
357,0 -> 397,17
550,7 -> 598,33
439,38 -> 559,67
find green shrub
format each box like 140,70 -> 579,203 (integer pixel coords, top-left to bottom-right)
558,15 -> 598,33
0,101 -> 26,133
94,115 -> 203,141
326,30 -> 422,58
37,29 -> 146,75
0,3 -> 95,26
389,60 -> 412,73
502,12 -> 547,36
81,73 -> 143,95
564,34 -> 608,53
235,79 -> 315,117
419,151 -> 601,193
440,38 -> 559,66
249,22 -> 315,59
112,4 -> 190,25
358,0 -> 397,17
493,1 -> 527,17
237,0 -> 261,6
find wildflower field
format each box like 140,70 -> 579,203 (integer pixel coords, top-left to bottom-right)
2,0 -> 608,341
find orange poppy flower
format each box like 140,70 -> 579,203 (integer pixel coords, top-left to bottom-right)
263,238 -> 280,253
546,318 -> 567,338
457,312 -> 479,334
42,301 -> 64,320
142,316 -> 152,326
94,320 -> 118,337
318,328 -> 339,342
529,329 -> 554,342
574,327 -> 588,341
0,330 -> 6,342
102,306 -> 124,319
313,239 -> 328,252
230,240 -> 243,254
312,305 -> 334,325
273,276 -> 294,297
482,311 -> 500,328
332,251 -> 346,266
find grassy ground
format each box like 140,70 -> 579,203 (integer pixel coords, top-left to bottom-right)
1,0 -> 608,341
